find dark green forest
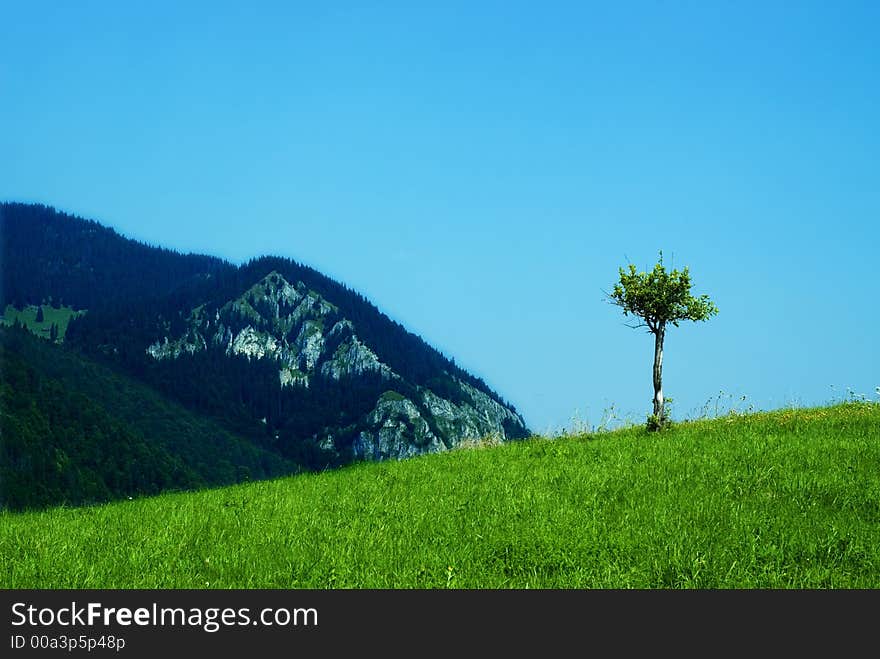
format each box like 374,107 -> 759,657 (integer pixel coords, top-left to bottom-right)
2,202 -> 514,406
0,202 -> 527,510
0,324 -> 295,510
1,202 -> 229,312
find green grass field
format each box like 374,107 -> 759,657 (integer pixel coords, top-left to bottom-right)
1,304 -> 85,341
2,402 -> 878,589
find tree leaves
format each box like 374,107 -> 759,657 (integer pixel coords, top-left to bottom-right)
609,252 -> 718,334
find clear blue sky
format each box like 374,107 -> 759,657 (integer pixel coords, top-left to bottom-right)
3,1 -> 878,433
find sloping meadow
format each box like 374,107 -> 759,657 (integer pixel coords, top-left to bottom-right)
2,402 -> 878,588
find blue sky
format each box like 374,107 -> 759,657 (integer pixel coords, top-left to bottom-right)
3,1 -> 878,433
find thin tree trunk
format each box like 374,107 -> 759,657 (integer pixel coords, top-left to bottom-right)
653,323 -> 665,420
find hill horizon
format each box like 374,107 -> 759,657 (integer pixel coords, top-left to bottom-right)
3,400 -> 878,587
1,201 -> 528,510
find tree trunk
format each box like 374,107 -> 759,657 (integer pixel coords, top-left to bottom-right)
652,323 -> 665,420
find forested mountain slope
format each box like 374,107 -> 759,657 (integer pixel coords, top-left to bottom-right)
1,202 -> 528,509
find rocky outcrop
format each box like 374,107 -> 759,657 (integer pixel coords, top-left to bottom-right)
351,380 -> 526,460
146,272 -> 358,387
146,270 -> 528,461
321,335 -> 391,380
353,394 -> 446,460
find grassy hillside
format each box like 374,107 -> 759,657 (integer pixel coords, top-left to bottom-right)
1,303 -> 85,341
2,402 -> 878,588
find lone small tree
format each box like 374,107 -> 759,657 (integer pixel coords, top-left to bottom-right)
608,252 -> 718,429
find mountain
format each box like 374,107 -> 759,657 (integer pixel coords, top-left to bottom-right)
0,324 -> 294,510
1,202 -> 229,312
138,267 -> 527,459
1,202 -> 529,508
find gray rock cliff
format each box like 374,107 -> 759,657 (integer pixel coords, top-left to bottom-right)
147,271 -> 528,460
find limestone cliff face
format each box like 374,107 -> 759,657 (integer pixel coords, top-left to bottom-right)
351,381 -> 527,460
352,394 -> 446,461
147,271 -> 528,461
148,272 -> 392,387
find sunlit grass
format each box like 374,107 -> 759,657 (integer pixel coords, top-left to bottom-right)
1,304 -> 85,341
2,402 -> 878,589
